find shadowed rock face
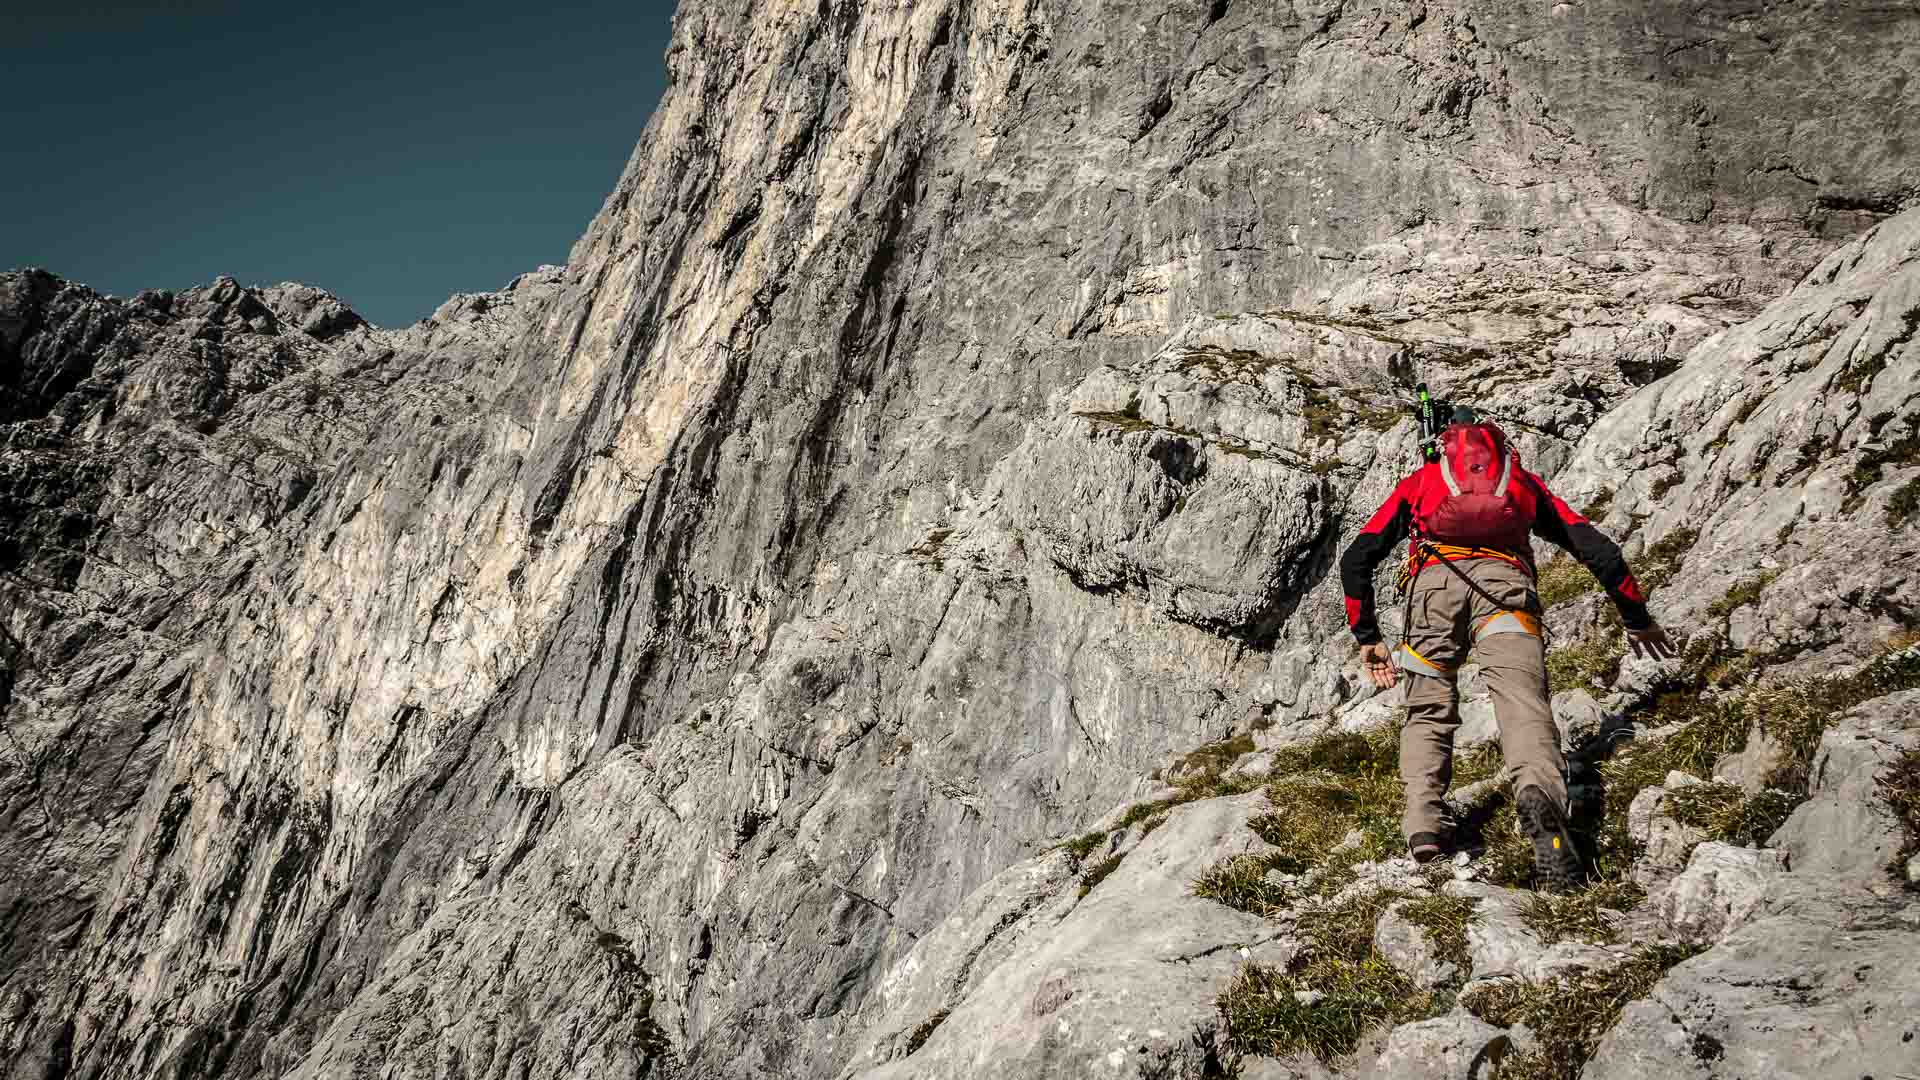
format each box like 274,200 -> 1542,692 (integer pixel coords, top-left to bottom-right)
3,2 -> 1920,1078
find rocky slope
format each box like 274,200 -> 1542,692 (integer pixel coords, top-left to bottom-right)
4,2 -> 1920,1078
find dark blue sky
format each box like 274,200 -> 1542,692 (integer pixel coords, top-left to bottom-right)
5,2 -> 679,327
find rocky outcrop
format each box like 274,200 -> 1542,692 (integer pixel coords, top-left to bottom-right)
1588,877 -> 1920,1080
5,1 -> 1920,1078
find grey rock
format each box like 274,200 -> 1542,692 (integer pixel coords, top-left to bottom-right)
1770,689 -> 1920,882
1710,721 -> 1785,793
1551,689 -> 1607,748
1626,773 -> 1709,887
1374,902 -> 1462,990
844,793 -> 1285,1079
1456,693 -> 1499,747
1225,749 -> 1281,782
1446,882 -> 1615,984
1363,1013 -> 1512,1080
1238,1054 -> 1335,1080
6,2 -> 1920,1076
1651,842 -> 1790,946
1587,878 -> 1920,1080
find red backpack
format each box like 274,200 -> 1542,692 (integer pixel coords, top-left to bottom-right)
1421,422 -> 1531,548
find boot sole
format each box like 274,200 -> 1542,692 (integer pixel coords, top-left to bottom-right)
1516,789 -> 1584,893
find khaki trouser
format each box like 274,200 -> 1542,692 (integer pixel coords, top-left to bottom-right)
1396,557 -> 1565,840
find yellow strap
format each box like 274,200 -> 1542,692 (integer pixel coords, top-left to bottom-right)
1395,643 -> 1453,677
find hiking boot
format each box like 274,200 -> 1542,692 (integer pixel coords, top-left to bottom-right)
1408,832 -> 1447,864
1516,786 -> 1583,893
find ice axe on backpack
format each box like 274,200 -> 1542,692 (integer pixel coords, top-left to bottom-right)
1412,383 -> 1478,463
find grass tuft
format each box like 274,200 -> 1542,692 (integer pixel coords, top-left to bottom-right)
1170,731 -> 1257,782
1547,637 -> 1625,695
1705,571 -> 1781,619
1888,476 -> 1920,525
1193,854 -> 1291,917
1536,557 -> 1600,608
1586,640 -> 1920,882
1111,730 -> 1270,834
1218,890 -> 1439,1063
1660,783 -> 1800,849
1581,488 -> 1615,521
1460,944 -> 1704,1080
1635,527 -> 1700,591
1753,647 -> 1920,794
903,1009 -> 951,1055
1060,830 -> 1110,864
1516,880 -> 1644,945
1078,853 -> 1126,899
1396,893 -> 1477,971
1876,750 -> 1920,886
1452,743 -> 1507,788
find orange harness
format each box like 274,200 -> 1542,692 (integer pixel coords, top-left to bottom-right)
1393,537 -> 1542,677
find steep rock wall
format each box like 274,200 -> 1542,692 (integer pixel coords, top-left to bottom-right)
3,2 -> 1919,1078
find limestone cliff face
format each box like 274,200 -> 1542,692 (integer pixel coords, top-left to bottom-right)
3,2 -> 1919,1078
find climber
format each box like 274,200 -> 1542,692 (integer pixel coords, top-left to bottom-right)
1337,409 -> 1675,891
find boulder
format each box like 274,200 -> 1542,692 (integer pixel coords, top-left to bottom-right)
1770,689 -> 1920,883
1587,877 -> 1920,1080
1374,903 -> 1462,990
1627,773 -> 1709,887
1446,883 -> 1617,984
1651,842 -> 1790,946
1362,1013 -> 1513,1080
845,793 -> 1290,1079
1238,1054 -> 1335,1080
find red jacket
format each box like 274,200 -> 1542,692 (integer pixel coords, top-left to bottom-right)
1338,463 -> 1650,645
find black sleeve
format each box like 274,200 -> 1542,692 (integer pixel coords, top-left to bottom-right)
1340,481 -> 1414,646
1527,472 -> 1653,631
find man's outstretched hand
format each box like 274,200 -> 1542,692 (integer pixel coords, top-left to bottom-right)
1628,623 -> 1678,661
1360,642 -> 1397,689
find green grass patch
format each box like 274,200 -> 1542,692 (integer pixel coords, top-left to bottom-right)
1060,830 -> 1110,864
1254,774 -> 1403,893
1076,410 -> 1157,434
1878,750 -> 1920,886
1460,943 -> 1704,1080
1547,637 -> 1625,694
1636,527 -> 1700,591
1585,641 -> 1920,883
1266,727 -> 1397,777
1887,476 -> 1920,526
1536,557 -> 1600,608
1193,854 -> 1292,918
1116,798 -> 1181,831
1648,470 -> 1686,502
1171,731 -> 1257,782
1452,743 -> 1507,789
1078,853 -> 1126,899
1218,890 -> 1440,1063
1581,488 -> 1615,521
1194,726 -> 1407,915
1516,880 -> 1645,945
1397,893 -> 1477,971
1661,782 -> 1801,849
1110,730 -> 1269,833
1845,426 -> 1920,512
1705,571 -> 1781,619
1753,646 -> 1920,794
